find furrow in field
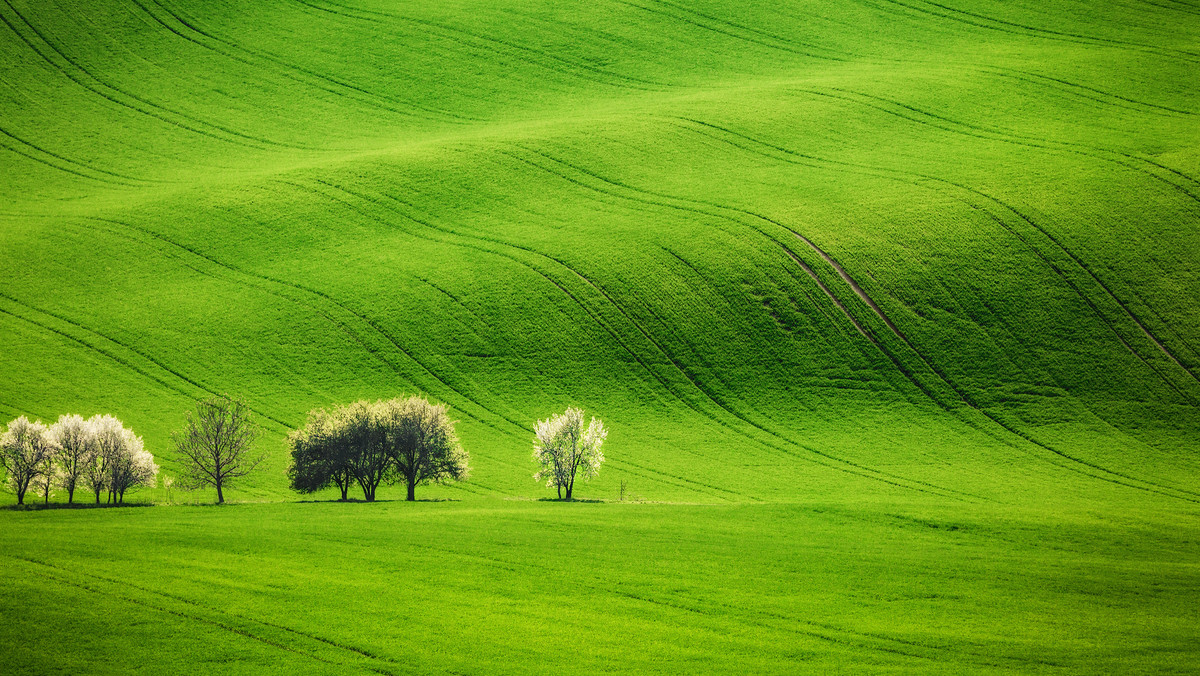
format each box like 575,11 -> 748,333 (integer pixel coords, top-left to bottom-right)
1135,0 -> 1200,17
610,0 -> 848,62
666,118 -> 1200,501
918,0 -> 1200,59
606,458 -> 748,501
0,0 -> 290,152
497,146 -> 987,501
0,126 -> 148,185
809,86 -> 1200,208
299,172 -> 969,500
863,0 -> 1200,64
681,111 -> 1200,393
671,114 -> 1200,394
78,214 -> 528,444
293,0 -> 668,91
0,290 -> 293,432
3,554 -> 391,674
986,67 -> 1197,117
136,0 -> 471,124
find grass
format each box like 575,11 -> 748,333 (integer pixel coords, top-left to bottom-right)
3,499 -> 1198,674
1,0 -> 1198,672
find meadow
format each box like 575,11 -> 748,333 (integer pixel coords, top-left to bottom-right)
1,0 -> 1199,672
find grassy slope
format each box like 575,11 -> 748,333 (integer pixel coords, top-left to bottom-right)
1,0 -> 1199,671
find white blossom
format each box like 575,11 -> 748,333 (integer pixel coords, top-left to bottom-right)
532,407 -> 607,500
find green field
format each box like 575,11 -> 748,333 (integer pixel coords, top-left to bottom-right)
1,0 -> 1199,672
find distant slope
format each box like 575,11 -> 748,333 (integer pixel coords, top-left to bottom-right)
1,0 -> 1198,503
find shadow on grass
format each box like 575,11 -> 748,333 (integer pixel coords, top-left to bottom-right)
294,497 -> 462,504
4,501 -> 155,511
536,497 -> 606,503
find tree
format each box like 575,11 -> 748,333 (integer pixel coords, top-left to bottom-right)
89,415 -> 157,505
288,396 -> 470,502
31,466 -> 59,505
383,396 -> 469,501
1,416 -> 55,505
341,401 -> 391,502
49,414 -> 95,504
287,408 -> 354,501
82,417 -> 112,505
173,396 -> 263,504
107,431 -> 158,505
532,407 -> 607,500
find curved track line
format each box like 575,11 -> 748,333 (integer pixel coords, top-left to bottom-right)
3,555 -> 389,674
77,215 -> 524,440
0,291 -> 293,431
664,119 -> 1200,501
296,174 -> 967,500
495,147 -> 986,501
0,126 -> 147,185
135,0 -> 472,124
291,0 -> 668,91
1,0 -> 302,151
677,114 -> 1200,389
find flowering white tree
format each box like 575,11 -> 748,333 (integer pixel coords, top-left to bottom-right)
89,414 -> 157,504
30,465 -> 61,505
49,414 -> 95,504
1,416 -> 56,505
108,430 -> 158,504
532,407 -> 607,500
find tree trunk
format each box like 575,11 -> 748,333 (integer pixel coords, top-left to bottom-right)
556,483 -> 562,500
95,490 -> 101,504
16,485 -> 24,505
565,485 -> 573,501
407,479 -> 416,502
216,482 -> 224,504
67,486 -> 74,504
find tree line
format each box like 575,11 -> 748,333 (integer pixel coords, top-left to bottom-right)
2,395 -> 609,505
0,414 -> 157,505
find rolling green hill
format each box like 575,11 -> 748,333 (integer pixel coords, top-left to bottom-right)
1,0 -> 1198,672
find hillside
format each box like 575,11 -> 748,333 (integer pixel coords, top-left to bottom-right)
3,0 -> 1199,504
3,1 -> 1200,672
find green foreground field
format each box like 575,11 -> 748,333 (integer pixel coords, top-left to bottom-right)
3,499 -> 1198,675
2,0 -> 1200,672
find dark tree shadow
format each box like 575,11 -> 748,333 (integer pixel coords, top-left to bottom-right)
4,502 -> 155,511
293,497 -> 461,504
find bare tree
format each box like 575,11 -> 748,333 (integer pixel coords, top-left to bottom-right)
533,407 -> 607,500
1,416 -> 55,505
49,414 -> 94,504
383,397 -> 469,501
173,396 -> 263,504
